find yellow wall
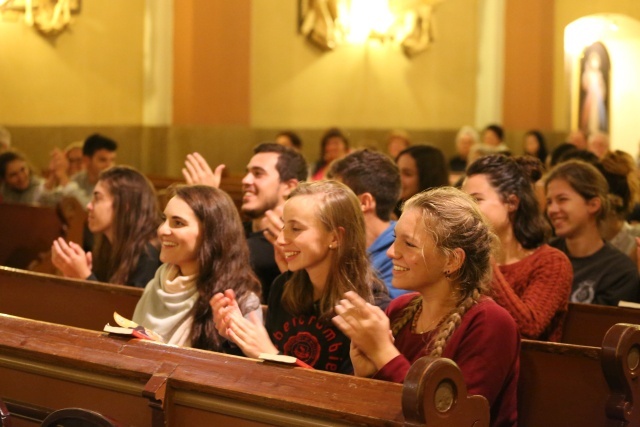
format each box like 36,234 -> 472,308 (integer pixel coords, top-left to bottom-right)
250,0 -> 479,130
0,0 -> 145,125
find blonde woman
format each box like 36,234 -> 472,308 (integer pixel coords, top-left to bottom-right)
333,187 -> 519,427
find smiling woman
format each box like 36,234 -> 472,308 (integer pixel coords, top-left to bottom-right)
546,159 -> 640,306
331,186 -> 520,427
0,149 -> 44,204
132,185 -> 262,351
212,180 -> 380,373
51,165 -> 161,288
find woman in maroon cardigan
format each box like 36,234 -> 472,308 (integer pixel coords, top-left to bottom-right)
332,187 -> 520,427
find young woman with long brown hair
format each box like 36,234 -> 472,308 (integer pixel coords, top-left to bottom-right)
212,180 -> 377,372
51,165 -> 161,287
133,185 -> 262,350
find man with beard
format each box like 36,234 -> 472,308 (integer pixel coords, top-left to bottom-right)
183,143 -> 308,301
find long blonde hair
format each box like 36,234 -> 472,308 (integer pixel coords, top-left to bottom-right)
390,187 -> 496,357
281,181 -> 375,321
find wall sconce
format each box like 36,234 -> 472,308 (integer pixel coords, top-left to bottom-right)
0,0 -> 81,37
299,0 -> 445,57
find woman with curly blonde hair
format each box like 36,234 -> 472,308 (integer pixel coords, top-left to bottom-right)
333,187 -> 519,427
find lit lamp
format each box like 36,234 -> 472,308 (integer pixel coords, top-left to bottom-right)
299,0 -> 445,57
0,0 -> 79,37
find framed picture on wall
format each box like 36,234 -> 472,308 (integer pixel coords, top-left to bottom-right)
577,41 -> 610,135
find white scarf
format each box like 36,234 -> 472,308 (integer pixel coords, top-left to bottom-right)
132,264 -> 199,346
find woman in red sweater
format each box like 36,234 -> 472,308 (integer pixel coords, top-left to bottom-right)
462,154 -> 572,341
333,187 -> 519,427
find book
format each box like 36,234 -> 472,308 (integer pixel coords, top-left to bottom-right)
103,312 -> 164,343
258,352 -> 314,369
618,300 -> 640,310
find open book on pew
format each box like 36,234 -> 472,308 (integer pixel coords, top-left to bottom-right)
103,312 -> 164,343
258,353 -> 314,369
618,300 -> 640,309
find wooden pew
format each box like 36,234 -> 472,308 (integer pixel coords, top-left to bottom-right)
0,266 -> 142,331
0,203 -> 61,270
0,198 -> 85,273
519,323 -> 640,427
563,302 -> 640,347
0,315 -> 489,427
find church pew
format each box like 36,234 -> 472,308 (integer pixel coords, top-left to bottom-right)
0,197 -> 85,274
519,323 -> 640,427
0,203 -> 62,270
0,266 -> 142,331
0,314 -> 489,427
562,302 -> 640,347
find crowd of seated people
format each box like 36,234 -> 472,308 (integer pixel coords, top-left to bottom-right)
5,121 -> 640,427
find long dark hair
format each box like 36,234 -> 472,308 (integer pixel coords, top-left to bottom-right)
396,145 -> 449,199
173,185 -> 261,351
92,166 -> 160,285
466,154 -> 549,249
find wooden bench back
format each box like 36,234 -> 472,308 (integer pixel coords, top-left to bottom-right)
563,302 -> 640,347
0,315 -> 489,427
0,203 -> 63,270
0,266 -> 142,331
519,323 -> 640,427
0,198 -> 86,274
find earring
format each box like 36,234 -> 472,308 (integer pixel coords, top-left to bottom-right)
329,244 -> 334,249
444,270 -> 451,278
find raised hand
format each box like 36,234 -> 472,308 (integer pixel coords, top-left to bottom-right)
51,237 -> 92,279
262,208 -> 287,273
182,152 -> 225,188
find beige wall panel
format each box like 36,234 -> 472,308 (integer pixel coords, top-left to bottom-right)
0,0 -> 145,125
250,0 -> 478,130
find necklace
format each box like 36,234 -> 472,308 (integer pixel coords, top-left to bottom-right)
411,304 -> 441,334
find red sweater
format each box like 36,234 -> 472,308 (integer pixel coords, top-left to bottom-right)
374,295 -> 520,427
492,244 -> 572,341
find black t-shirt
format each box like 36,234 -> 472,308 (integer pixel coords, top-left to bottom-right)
550,238 -> 640,306
266,272 -> 353,374
244,221 -> 281,303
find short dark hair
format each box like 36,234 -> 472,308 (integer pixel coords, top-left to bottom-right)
0,150 -> 25,179
253,142 -> 308,182
328,149 -> 400,221
484,124 -> 504,141
83,134 -> 118,157
276,130 -> 303,149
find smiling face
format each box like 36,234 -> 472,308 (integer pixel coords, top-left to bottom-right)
157,196 -> 202,276
277,195 -> 336,284
4,159 -> 30,191
386,208 -> 449,293
397,153 -> 419,201
87,180 -> 115,241
241,152 -> 289,219
461,174 -> 513,237
546,178 -> 600,239
323,136 -> 348,163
